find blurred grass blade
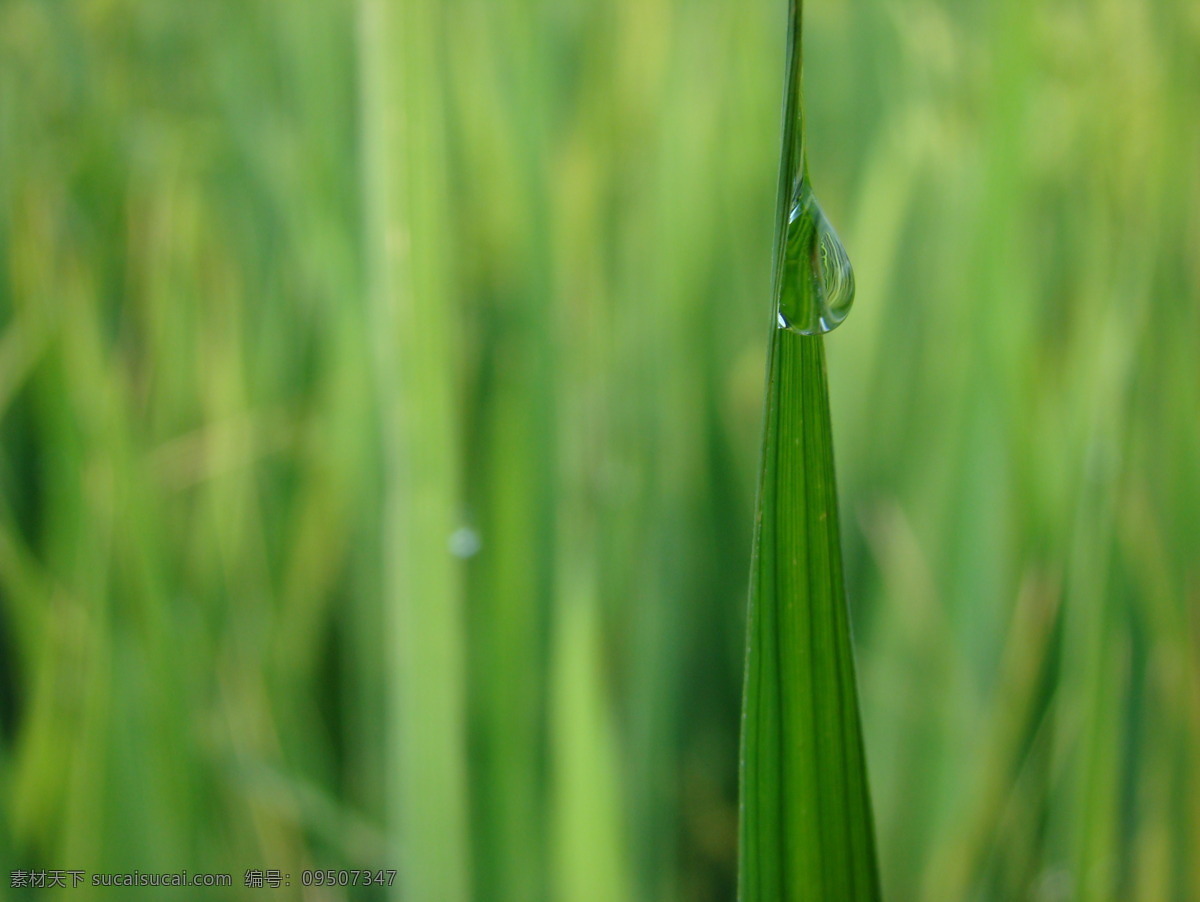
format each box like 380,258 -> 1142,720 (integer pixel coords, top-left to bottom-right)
738,1 -> 880,899
358,0 -> 472,898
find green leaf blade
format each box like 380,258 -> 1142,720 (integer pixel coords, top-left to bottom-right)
739,329 -> 882,902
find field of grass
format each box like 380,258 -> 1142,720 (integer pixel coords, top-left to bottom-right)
1,0 -> 1197,899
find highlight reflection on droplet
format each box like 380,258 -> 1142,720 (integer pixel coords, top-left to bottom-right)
776,182 -> 855,335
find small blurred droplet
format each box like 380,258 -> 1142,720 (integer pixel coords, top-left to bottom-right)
448,527 -> 481,558
776,181 -> 855,334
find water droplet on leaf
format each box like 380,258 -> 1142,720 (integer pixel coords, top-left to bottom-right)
776,182 -> 855,334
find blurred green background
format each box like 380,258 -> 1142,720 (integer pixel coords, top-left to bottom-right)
1,0 -> 1197,899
